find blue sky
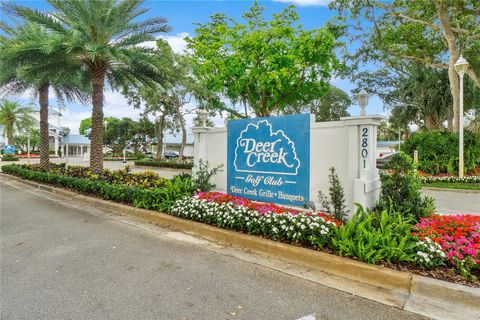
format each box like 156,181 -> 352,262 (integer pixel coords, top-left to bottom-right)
3,0 -> 385,133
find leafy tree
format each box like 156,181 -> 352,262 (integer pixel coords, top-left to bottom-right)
377,121 -> 398,141
79,118 -> 92,135
310,86 -> 351,122
103,117 -> 137,154
331,0 -> 480,132
187,1 -> 343,117
0,99 -> 36,144
124,39 -> 232,160
9,0 -> 171,174
0,20 -> 89,168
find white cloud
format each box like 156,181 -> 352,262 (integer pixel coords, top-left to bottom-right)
158,32 -> 190,54
60,89 -> 143,134
140,32 -> 190,54
61,109 -> 91,134
273,0 -> 332,6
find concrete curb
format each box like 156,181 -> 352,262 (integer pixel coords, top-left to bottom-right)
2,173 -> 479,319
405,275 -> 480,320
422,186 -> 480,194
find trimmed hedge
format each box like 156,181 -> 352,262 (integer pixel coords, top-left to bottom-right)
1,165 -> 194,212
103,157 -> 137,161
1,155 -> 19,161
134,160 -> 193,170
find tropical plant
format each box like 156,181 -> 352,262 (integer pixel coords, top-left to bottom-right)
9,0 -> 171,174
0,99 -> 36,143
333,206 -> 418,264
13,128 -> 40,152
376,152 -> 435,220
0,20 -> 89,168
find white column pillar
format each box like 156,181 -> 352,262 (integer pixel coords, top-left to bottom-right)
192,127 -> 209,170
54,136 -> 59,156
342,115 -> 384,215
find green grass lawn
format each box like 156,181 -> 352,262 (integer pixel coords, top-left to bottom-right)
422,182 -> 480,191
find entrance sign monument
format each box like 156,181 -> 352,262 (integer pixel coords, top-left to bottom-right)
193,114 -> 384,217
227,114 -> 310,206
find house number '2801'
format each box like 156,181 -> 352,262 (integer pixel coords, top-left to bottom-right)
361,127 -> 368,169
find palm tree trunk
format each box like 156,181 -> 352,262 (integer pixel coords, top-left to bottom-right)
175,105 -> 186,161
155,115 -> 165,161
38,83 -> 50,169
90,68 -> 106,174
6,125 -> 13,145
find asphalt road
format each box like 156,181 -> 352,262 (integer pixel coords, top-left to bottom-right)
421,188 -> 480,215
0,179 -> 428,320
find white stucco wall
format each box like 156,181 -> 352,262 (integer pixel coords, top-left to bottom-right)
193,115 -> 384,216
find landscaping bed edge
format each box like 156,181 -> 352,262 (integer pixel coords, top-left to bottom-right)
1,173 -> 479,320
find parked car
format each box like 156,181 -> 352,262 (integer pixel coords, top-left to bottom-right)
163,151 -> 179,159
376,152 -> 398,169
143,151 -> 154,159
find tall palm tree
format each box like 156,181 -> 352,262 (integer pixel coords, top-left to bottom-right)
0,21 -> 89,168
0,99 -> 36,144
9,0 -> 171,173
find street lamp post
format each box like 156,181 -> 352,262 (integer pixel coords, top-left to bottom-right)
27,132 -> 31,165
454,55 -> 469,178
355,89 -> 369,116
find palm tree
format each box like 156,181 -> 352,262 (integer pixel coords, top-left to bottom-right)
0,99 -> 36,144
0,21 -> 89,168
9,0 -> 171,173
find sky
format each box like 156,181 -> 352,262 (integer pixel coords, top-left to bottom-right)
2,0 -> 386,134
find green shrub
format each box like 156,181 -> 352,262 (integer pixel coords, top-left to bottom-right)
1,154 -> 19,161
333,206 -> 418,264
16,163 -> 167,189
133,176 -> 195,212
402,130 -> 480,175
192,159 -> 223,192
134,159 -> 193,170
318,167 -> 349,223
1,165 -> 194,212
376,153 -> 435,220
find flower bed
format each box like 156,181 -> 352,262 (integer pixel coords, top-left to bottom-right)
420,175 -> 480,184
172,192 -> 480,284
171,192 -> 340,248
2,164 -> 479,285
17,153 -> 40,158
414,215 -> 480,281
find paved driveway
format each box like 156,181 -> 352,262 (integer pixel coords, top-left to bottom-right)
421,188 -> 480,215
0,179 -> 427,320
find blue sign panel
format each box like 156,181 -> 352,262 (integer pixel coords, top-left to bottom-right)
2,144 -> 15,155
227,114 -> 310,206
